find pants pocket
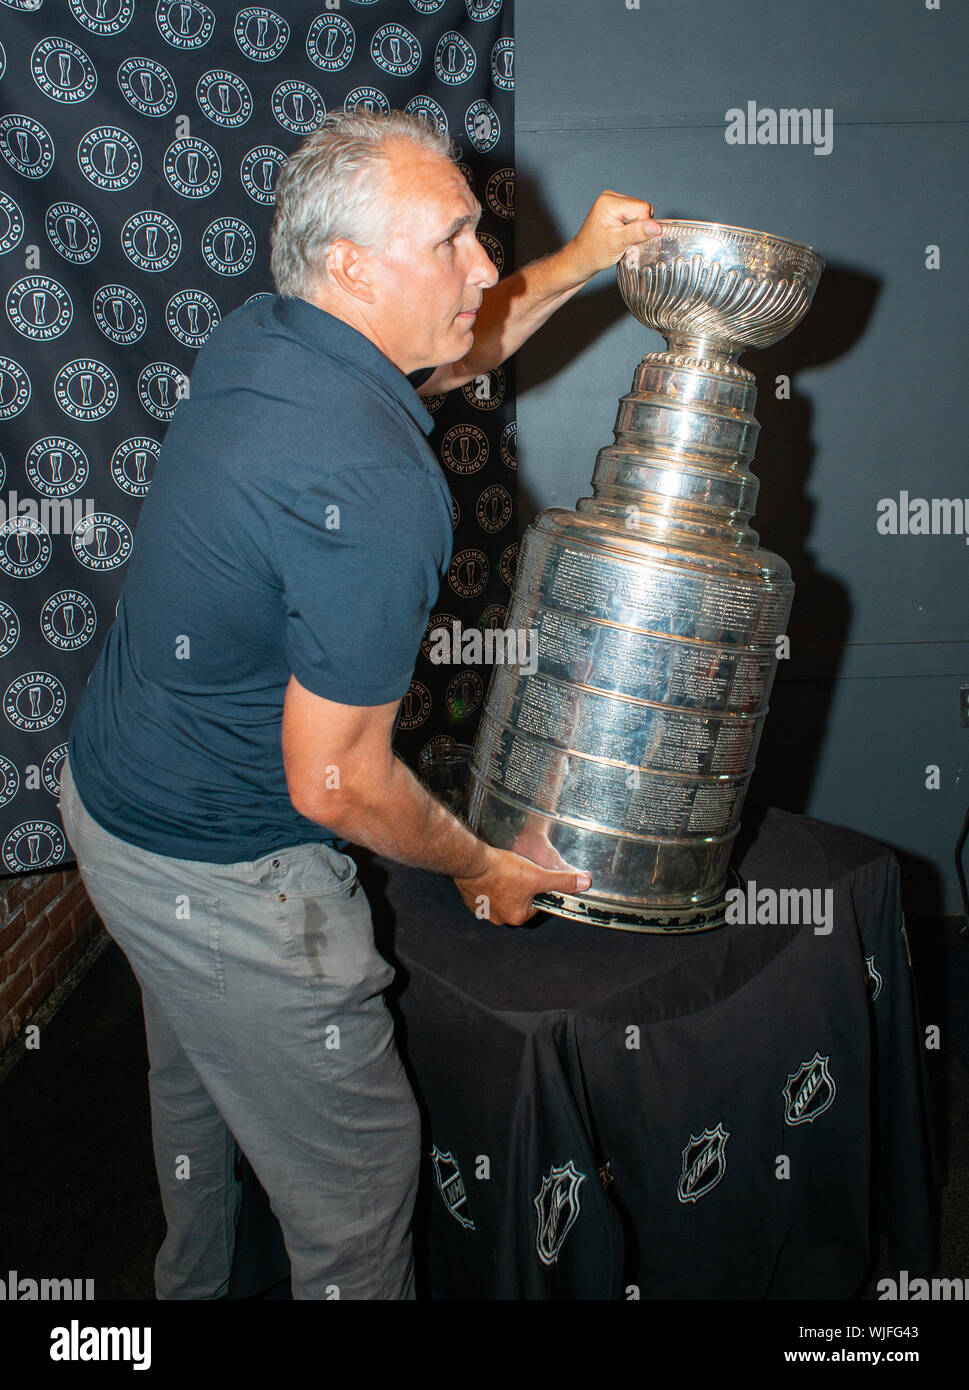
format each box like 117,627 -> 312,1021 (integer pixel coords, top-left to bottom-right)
78,865 -> 226,1004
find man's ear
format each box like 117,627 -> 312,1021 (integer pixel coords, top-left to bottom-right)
324,240 -> 377,303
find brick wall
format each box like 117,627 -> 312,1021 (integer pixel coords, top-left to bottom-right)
0,870 -> 101,1054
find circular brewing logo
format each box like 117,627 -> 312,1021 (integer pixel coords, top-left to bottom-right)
465,100 -> 500,154
41,591 -> 98,651
271,81 -> 325,135
240,146 -> 283,204
397,680 -> 432,731
166,289 -> 220,348
111,437 -> 159,496
72,513 -> 133,571
42,744 -> 69,797
122,211 -> 181,272
0,358 -> 30,420
155,0 -> 216,49
54,359 -> 118,422
420,611 -> 459,662
486,168 -> 515,220
164,136 -> 220,198
93,284 -> 147,345
448,548 -> 489,598
68,0 -> 135,36
499,541 -> 519,588
462,365 -> 506,410
78,126 -> 142,191
466,0 -> 503,18
371,24 -> 421,77
446,670 -> 483,720
4,672 -> 67,733
117,57 -> 177,116
234,8 -> 290,61
201,217 -> 256,275
442,423 -> 489,475
476,484 -> 513,533
0,116 -> 56,178
306,14 -> 354,72
197,70 -> 252,127
405,96 -> 448,137
31,37 -> 98,104
0,755 -> 18,809
491,37 -> 515,90
500,420 -> 517,469
410,0 -> 447,12
344,88 -> 389,116
138,362 -> 187,421
0,518 -> 51,580
0,600 -> 20,659
6,276 -> 73,341
46,202 -> 100,264
434,32 -> 475,84
25,438 -> 89,497
3,821 -> 67,873
0,192 -> 25,255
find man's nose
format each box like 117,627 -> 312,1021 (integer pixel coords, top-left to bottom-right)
473,239 -> 500,288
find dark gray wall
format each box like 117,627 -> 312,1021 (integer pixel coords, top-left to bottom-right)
513,0 -> 968,914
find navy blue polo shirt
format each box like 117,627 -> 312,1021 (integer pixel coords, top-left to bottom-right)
67,295 -> 454,862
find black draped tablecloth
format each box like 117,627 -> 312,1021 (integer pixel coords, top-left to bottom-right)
230,804 -> 936,1301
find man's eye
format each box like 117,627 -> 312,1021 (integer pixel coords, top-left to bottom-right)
443,234 -> 456,247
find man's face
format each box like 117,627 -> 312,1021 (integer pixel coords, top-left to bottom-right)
361,144 -> 500,374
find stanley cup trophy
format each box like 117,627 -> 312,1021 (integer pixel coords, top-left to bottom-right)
466,221 -> 824,932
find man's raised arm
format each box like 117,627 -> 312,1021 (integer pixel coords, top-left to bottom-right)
417,191 -> 662,396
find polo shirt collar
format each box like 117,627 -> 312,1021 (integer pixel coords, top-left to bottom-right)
273,294 -> 436,437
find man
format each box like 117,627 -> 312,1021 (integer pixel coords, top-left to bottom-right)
59,110 -> 660,1300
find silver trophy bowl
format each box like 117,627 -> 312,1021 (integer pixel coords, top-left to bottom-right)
466,220 -> 824,932
617,219 -> 823,355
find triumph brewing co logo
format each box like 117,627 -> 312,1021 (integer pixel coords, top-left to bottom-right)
6,277 -> 73,341
434,31 -> 476,85
405,96 -> 448,137
46,203 -> 101,264
3,821 -> 67,874
235,8 -> 290,62
430,1147 -> 475,1230
306,14 -> 355,72
155,0 -> 216,50
202,217 -> 256,276
117,57 -> 177,117
77,126 -> 142,192
442,423 -> 489,475
43,743 -> 69,797
782,1052 -> 836,1126
0,116 -> 56,179
272,81 -> 325,135
344,87 -> 389,117
677,1123 -> 730,1203
533,1161 -> 585,1266
41,592 -> 98,651
122,211 -> 181,272
93,284 -> 147,345
1,191 -> 25,255
196,70 -> 253,128
31,38 -> 98,104
25,438 -> 89,497
111,438 -> 159,497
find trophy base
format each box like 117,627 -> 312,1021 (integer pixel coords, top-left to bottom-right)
532,869 -> 739,935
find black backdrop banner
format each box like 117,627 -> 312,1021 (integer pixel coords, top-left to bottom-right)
0,0 -> 516,877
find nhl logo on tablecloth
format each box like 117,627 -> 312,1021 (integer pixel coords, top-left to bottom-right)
533,1160 -> 585,1266
677,1123 -> 729,1204
430,1146 -> 474,1230
782,1051 -> 836,1126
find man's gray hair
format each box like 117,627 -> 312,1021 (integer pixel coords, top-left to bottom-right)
270,109 -> 458,298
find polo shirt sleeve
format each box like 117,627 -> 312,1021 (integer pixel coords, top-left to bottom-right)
271,461 -> 451,706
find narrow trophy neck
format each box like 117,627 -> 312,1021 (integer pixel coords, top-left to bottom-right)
577,346 -> 762,548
